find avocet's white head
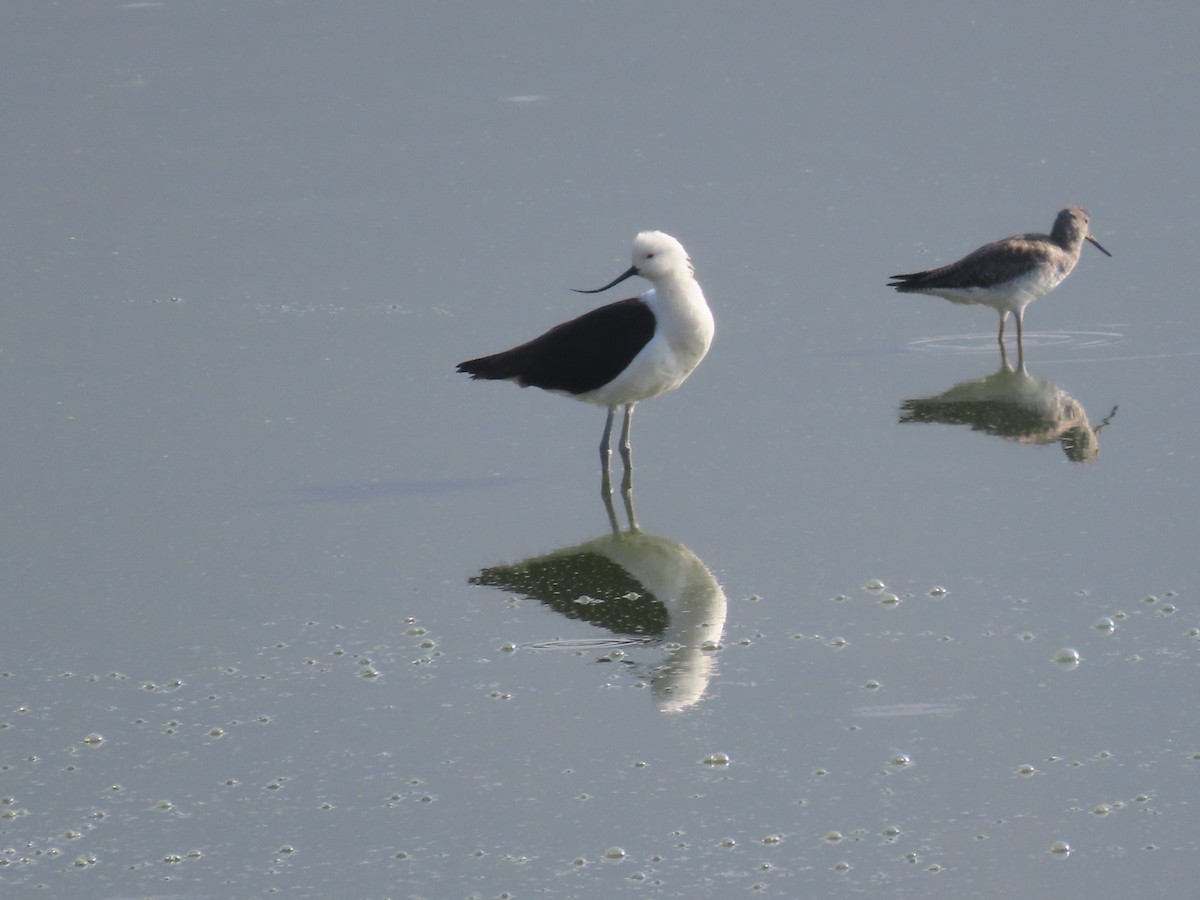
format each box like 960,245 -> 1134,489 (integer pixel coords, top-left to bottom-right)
631,230 -> 694,283
575,230 -> 696,295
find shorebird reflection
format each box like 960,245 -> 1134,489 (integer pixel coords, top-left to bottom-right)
470,491 -> 726,713
899,348 -> 1116,462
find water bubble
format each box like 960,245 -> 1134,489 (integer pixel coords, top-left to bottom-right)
1054,648 -> 1081,668
702,752 -> 731,766
1049,841 -> 1071,857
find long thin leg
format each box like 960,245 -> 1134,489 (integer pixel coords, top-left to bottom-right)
599,407 -> 617,522
599,406 -> 616,472
997,311 -> 1008,348
621,473 -> 639,532
600,467 -> 619,533
618,404 -> 635,471
600,464 -> 638,534
1014,310 -> 1025,368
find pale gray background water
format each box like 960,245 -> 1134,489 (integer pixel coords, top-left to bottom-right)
3,2 -> 1198,898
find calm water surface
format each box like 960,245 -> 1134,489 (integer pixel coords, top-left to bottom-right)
3,2 -> 1198,898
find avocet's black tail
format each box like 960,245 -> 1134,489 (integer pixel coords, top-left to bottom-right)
456,351 -> 521,382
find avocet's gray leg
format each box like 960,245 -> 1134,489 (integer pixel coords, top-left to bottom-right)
621,474 -> 639,532
601,468 -> 620,534
599,406 -> 617,474
618,404 -> 635,472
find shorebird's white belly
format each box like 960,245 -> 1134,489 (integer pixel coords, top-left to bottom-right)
933,267 -> 1067,315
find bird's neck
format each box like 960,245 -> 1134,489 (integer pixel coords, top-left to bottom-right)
648,279 -> 714,353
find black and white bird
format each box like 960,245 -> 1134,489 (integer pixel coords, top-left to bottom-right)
889,206 -> 1111,352
457,231 -> 714,480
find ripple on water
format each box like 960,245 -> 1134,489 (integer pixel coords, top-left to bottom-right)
909,330 -> 1125,354
854,702 -> 960,718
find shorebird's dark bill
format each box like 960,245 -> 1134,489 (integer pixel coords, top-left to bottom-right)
1086,235 -> 1112,257
574,265 -> 638,294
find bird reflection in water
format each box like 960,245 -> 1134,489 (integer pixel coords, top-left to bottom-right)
470,484 -> 727,713
899,347 -> 1117,462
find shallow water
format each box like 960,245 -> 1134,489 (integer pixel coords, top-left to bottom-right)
3,2 -> 1199,898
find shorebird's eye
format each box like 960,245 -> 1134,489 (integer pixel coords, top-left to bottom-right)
646,252 -> 655,259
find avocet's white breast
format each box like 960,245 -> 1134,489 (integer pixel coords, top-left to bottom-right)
579,232 -> 713,408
